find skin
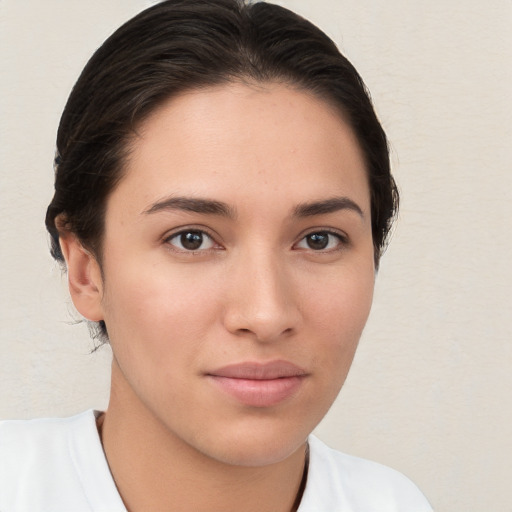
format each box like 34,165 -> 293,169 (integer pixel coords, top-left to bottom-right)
59,82 -> 375,512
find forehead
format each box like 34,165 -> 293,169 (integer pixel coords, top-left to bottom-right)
113,82 -> 369,216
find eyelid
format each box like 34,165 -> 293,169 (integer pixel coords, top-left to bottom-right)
163,225 -> 224,253
293,228 -> 350,251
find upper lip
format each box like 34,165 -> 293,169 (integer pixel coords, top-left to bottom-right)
207,360 -> 307,380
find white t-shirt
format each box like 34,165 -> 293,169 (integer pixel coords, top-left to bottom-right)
0,410 -> 433,511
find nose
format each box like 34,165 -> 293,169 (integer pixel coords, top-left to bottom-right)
222,250 -> 301,343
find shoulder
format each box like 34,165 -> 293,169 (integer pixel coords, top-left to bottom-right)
0,409 -> 93,444
0,410 -> 125,512
298,435 -> 433,512
0,409 -> 97,471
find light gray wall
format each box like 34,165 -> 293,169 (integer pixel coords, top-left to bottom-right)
1,1 -> 511,511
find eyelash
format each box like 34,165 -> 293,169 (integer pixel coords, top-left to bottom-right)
294,230 -> 348,252
163,228 -> 349,254
164,228 -> 221,253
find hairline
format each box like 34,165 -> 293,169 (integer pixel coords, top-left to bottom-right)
85,77 -> 372,269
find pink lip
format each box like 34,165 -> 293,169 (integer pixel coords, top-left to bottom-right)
206,361 -> 307,407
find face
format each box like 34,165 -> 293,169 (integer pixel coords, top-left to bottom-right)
84,83 -> 375,467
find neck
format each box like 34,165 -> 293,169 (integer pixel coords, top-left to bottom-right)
99,362 -> 308,512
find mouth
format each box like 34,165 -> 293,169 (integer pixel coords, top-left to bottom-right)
206,360 -> 308,408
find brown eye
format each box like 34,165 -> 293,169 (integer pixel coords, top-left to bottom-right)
295,231 -> 345,251
167,230 -> 215,251
306,233 -> 329,250
181,231 -> 203,250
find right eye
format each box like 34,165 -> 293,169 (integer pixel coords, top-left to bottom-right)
166,230 -> 216,252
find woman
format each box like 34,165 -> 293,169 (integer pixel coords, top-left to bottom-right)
0,1 -> 432,510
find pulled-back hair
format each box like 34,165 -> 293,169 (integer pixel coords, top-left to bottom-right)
46,0 -> 398,340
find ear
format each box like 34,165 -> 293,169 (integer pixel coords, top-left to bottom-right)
59,232 -> 104,322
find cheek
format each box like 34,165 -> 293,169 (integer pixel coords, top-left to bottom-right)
307,266 -> 374,337
100,262 -> 221,359
304,265 -> 374,382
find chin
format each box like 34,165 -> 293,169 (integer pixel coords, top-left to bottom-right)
192,418 -> 310,468
211,440 -> 305,468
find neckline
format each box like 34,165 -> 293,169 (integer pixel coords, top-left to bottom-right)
68,410 -> 127,511
94,411 -> 310,512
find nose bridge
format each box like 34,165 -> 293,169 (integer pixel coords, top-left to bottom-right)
224,244 -> 299,341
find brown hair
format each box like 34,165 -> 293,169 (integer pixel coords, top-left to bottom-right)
46,0 -> 398,340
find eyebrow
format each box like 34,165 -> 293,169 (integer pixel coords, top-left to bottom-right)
143,195 -> 364,220
293,197 -> 365,219
143,196 -> 235,217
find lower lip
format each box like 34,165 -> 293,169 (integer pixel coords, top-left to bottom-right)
207,375 -> 304,407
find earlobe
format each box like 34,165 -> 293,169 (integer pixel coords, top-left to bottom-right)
59,233 -> 104,322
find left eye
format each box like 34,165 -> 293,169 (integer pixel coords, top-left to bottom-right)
295,232 -> 344,251
167,230 -> 216,251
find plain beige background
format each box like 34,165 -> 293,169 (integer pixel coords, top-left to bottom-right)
1,1 -> 511,510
